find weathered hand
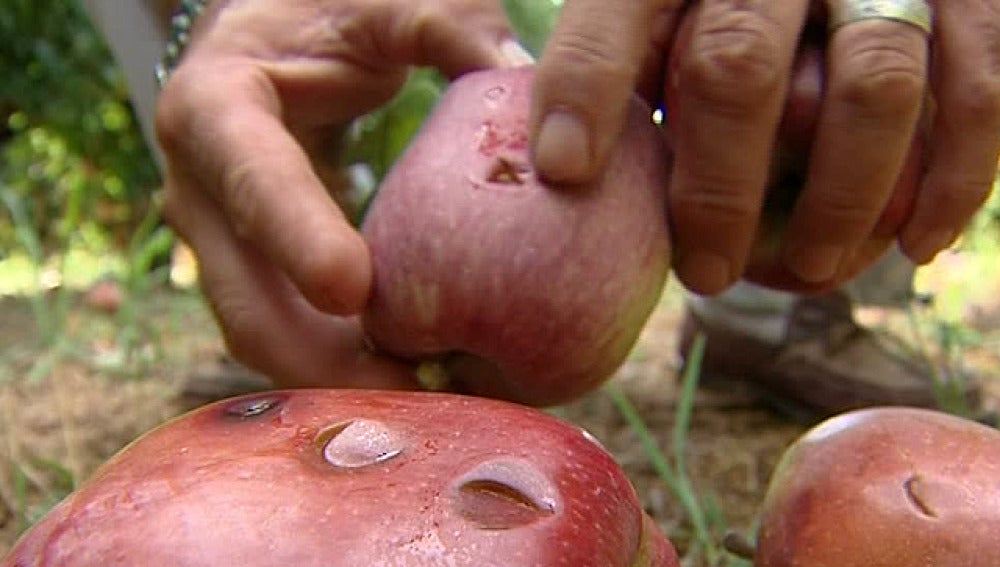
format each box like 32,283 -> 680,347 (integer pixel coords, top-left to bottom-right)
531,0 -> 999,294
156,0 -> 528,387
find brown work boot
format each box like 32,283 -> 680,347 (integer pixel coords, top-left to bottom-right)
678,291 -> 980,420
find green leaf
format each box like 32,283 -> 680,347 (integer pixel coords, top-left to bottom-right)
343,68 -> 446,184
502,0 -> 561,57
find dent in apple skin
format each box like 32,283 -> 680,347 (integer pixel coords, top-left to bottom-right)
361,66 -> 672,407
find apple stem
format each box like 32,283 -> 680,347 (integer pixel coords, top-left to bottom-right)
722,531 -> 757,560
416,361 -> 451,391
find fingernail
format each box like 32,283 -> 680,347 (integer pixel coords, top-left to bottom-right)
679,252 -> 733,295
534,110 -> 591,183
905,229 -> 956,264
500,39 -> 535,67
783,244 -> 844,283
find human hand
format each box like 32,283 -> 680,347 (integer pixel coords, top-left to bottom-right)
155,0 -> 531,388
530,0 -> 1000,295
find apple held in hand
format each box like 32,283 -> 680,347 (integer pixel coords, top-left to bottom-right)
3,389 -> 678,567
664,10 -> 922,293
361,66 -> 672,406
754,407 -> 1000,567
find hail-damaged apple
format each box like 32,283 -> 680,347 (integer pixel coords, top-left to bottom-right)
663,5 -> 922,293
361,66 -> 671,407
754,407 -> 1000,567
2,389 -> 679,567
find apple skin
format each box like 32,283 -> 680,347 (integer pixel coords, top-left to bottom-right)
2,389 -> 678,567
664,7 -> 922,293
361,66 -> 671,407
755,407 -> 1000,567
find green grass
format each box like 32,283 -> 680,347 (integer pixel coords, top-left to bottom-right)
607,334 -> 753,567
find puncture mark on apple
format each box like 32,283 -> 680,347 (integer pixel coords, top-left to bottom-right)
903,474 -> 938,519
224,394 -> 286,419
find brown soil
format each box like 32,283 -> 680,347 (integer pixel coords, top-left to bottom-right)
1,278 -> 997,564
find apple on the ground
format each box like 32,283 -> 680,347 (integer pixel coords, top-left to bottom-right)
2,389 -> 679,567
755,407 -> 1000,566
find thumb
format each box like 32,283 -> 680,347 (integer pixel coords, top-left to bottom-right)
530,0 -> 680,184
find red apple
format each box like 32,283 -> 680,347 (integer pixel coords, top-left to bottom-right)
755,407 -> 1000,566
83,277 -> 124,315
361,66 -> 671,406
2,389 -> 678,567
664,7 -> 922,293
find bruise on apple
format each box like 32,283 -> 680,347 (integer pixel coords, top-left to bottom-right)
754,407 -> 1000,567
361,66 -> 672,407
2,390 -> 680,567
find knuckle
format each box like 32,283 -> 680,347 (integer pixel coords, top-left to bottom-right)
408,1 -> 497,45
835,40 -> 926,116
154,80 -> 191,156
219,158 -> 261,240
672,177 -> 761,226
544,29 -> 636,86
951,74 -> 1000,127
409,2 -> 449,30
938,175 -> 995,214
211,287 -> 265,364
680,17 -> 784,110
220,319 -> 261,367
805,188 -> 883,230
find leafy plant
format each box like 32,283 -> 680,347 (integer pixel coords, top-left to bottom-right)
0,0 -> 160,256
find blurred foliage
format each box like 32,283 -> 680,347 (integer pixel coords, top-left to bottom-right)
342,68 -> 447,194
0,0 -> 161,258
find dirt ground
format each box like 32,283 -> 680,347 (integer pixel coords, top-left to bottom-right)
1,274 -> 998,564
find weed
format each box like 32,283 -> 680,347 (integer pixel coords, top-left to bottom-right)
607,333 -> 755,567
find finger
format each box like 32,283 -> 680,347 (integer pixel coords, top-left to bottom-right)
157,65 -> 372,316
637,9 -> 683,107
900,2 -> 1000,264
332,0 -> 528,80
163,173 -> 420,391
667,0 -> 810,294
182,0 -> 529,127
529,0 -> 681,184
781,19 -> 929,283
391,1 -> 531,75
